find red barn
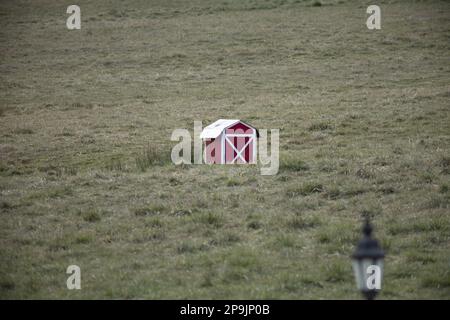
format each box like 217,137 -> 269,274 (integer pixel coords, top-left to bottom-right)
200,119 -> 258,164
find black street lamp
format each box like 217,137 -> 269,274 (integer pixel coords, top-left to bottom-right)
352,218 -> 385,300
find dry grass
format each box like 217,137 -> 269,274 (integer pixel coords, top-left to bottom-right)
0,0 -> 449,299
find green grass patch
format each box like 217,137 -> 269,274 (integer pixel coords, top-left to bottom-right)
280,156 -> 310,172
135,145 -> 170,171
133,204 -> 168,216
286,183 -> 324,197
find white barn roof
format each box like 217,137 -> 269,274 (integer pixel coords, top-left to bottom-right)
200,119 -> 259,139
200,119 -> 240,139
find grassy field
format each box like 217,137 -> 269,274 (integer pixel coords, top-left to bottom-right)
0,0 -> 449,299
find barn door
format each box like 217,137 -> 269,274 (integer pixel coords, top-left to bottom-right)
224,134 -> 254,164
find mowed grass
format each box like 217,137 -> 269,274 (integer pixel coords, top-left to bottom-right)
0,0 -> 449,299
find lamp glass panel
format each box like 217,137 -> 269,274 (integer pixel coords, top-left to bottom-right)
352,259 -> 363,290
375,258 -> 384,289
352,258 -> 377,290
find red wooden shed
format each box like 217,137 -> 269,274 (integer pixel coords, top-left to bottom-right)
200,119 -> 258,164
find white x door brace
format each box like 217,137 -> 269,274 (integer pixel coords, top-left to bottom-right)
225,135 -> 253,164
